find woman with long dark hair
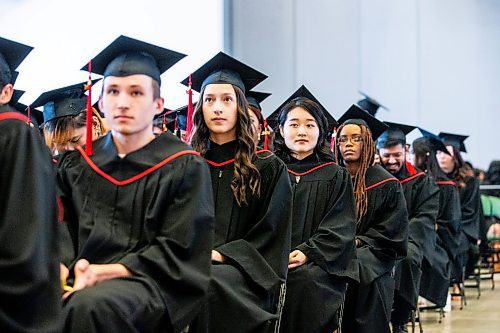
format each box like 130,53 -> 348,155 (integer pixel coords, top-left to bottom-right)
334,105 -> 408,333
437,133 -> 481,281
272,90 -> 357,333
186,52 -> 292,333
410,132 -> 461,308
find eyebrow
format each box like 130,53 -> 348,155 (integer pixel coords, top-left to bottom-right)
287,118 -> 316,122
204,92 -> 235,97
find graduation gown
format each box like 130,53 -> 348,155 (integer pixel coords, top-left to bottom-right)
342,165 -> 408,333
280,155 -> 358,333
392,163 -> 439,310
57,132 -> 214,333
0,106 -> 61,333
193,140 -> 292,333
458,176 -> 481,278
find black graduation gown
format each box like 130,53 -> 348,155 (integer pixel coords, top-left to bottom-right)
280,155 -> 358,333
458,176 -> 481,278
0,106 -> 61,333
392,163 -> 439,311
418,179 -> 455,306
193,141 -> 292,333
57,132 -> 214,333
342,165 -> 408,333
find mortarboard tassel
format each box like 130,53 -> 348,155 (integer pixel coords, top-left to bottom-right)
173,117 -> 179,136
27,105 -> 31,124
262,119 -> 270,150
162,112 -> 168,133
184,74 -> 194,143
84,61 -> 93,156
330,127 -> 337,152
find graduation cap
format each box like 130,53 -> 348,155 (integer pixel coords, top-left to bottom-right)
377,121 -> 416,148
246,91 -> 271,111
166,103 -> 196,132
7,90 -> 43,126
438,132 -> 468,153
357,91 -> 388,117
0,36 -> 33,84
418,128 -> 451,155
180,52 -> 267,93
337,104 -> 389,140
267,85 -> 337,131
10,70 -> 19,85
31,79 -> 101,124
82,35 -> 186,85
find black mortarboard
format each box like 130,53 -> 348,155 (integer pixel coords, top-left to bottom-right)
8,90 -> 43,126
82,35 -> 186,85
418,128 -> 451,155
357,91 -> 388,117
181,52 -> 267,93
377,121 -> 416,148
337,104 -> 389,140
10,89 -> 24,106
166,103 -> 196,131
31,79 -> 101,123
11,71 -> 19,85
246,91 -> 271,111
0,36 -> 33,84
267,85 -> 337,131
438,132 -> 468,153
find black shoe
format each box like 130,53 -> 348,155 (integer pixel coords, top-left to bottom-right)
392,324 -> 408,333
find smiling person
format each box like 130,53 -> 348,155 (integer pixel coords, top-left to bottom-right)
437,132 -> 481,282
334,105 -> 408,333
184,52 -> 292,333
271,87 -> 358,333
57,36 -> 214,333
377,122 -> 439,333
31,80 -> 108,157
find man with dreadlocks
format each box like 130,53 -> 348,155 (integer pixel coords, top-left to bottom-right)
377,123 -> 440,333
335,105 -> 409,333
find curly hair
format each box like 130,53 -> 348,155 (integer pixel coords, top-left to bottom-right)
273,97 -> 334,163
189,84 -> 261,206
334,123 -> 375,223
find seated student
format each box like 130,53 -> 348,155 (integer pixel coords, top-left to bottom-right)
410,131 -> 460,310
377,123 -> 439,333
0,36 -> 61,333
437,133 -> 480,281
31,80 -> 108,156
334,105 -> 408,333
57,35 -> 214,333
184,52 -> 292,333
271,88 -> 358,333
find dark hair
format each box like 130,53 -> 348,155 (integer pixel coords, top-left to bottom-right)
190,84 -> 260,206
334,123 -> 375,224
0,59 -> 12,89
445,145 -> 468,188
412,137 -> 448,180
273,97 -> 334,163
378,138 -> 405,150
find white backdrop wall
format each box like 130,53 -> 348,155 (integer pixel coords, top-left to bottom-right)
227,0 -> 500,169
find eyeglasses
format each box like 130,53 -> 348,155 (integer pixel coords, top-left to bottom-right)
338,135 -> 363,144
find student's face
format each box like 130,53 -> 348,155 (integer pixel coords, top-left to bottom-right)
100,74 -> 163,137
379,144 -> 406,174
437,145 -> 455,173
248,108 -> 261,143
280,107 -> 319,160
202,84 -> 238,140
53,126 -> 87,155
338,124 -> 363,163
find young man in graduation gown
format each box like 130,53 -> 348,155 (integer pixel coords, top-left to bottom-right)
377,123 -> 439,333
334,105 -> 409,333
57,36 -> 214,333
0,36 -> 61,333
